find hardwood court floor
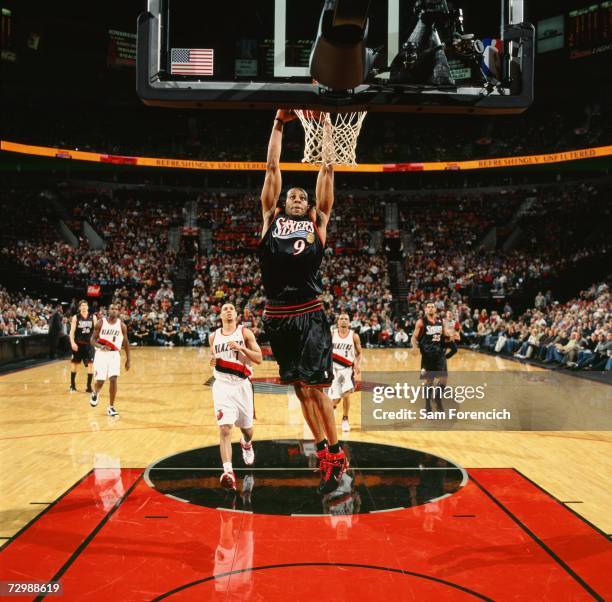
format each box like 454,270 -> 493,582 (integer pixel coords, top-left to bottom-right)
0,347 -> 610,541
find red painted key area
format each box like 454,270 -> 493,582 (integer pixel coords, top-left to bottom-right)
1,468 -> 610,601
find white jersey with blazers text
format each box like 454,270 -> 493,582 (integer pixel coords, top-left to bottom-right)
332,328 -> 356,368
212,326 -> 253,383
211,326 -> 254,428
98,317 -> 124,351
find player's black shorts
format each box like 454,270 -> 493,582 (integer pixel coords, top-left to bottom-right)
72,342 -> 94,365
263,299 -> 333,387
420,351 -> 447,378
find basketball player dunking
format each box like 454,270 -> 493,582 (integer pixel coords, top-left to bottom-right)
329,313 -> 362,433
209,303 -> 262,490
259,109 -> 347,494
411,301 -> 455,412
68,300 -> 97,392
89,304 -> 130,417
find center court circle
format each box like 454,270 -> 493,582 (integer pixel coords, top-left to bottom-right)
144,440 -> 467,515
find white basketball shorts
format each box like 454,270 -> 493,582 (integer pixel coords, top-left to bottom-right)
93,350 -> 121,381
212,377 -> 254,428
328,365 -> 354,400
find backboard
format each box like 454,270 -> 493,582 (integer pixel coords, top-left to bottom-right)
137,0 -> 534,114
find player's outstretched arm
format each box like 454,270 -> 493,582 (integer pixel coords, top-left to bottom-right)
261,110 -> 293,230
315,115 -> 334,222
315,161 -> 334,221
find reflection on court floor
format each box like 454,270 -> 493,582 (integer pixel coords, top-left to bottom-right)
145,440 -> 466,514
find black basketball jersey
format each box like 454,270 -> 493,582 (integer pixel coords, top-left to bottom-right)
418,316 -> 445,356
258,211 -> 324,302
74,312 -> 94,344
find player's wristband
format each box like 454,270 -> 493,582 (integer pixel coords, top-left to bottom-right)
274,118 -> 284,128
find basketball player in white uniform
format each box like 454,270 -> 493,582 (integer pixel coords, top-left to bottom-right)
89,303 -> 131,417
209,303 -> 262,490
328,313 -> 362,433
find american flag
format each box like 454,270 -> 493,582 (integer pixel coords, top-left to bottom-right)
170,48 -> 214,76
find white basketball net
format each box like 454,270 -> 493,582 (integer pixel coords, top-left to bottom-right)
294,110 -> 367,166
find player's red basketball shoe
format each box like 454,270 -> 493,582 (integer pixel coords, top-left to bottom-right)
314,446 -> 328,471
318,449 -> 348,494
220,471 -> 237,490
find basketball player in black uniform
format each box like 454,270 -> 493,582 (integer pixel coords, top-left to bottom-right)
69,300 -> 97,392
411,301 -> 455,412
259,109 -> 346,494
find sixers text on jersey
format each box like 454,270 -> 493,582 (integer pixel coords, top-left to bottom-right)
258,213 -> 323,303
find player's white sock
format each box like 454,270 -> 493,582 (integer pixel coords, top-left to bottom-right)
223,462 -> 233,473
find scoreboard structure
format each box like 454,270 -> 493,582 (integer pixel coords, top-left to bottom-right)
568,1 -> 612,59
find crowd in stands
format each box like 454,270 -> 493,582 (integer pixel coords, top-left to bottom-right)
1,186 -> 391,346
367,105 -> 607,162
458,282 -> 611,371
0,287 -> 62,337
0,191 -> 61,250
1,178 -> 609,375
401,182 -> 609,302
1,191 -> 183,341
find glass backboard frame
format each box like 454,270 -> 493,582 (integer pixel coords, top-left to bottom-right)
136,0 -> 534,114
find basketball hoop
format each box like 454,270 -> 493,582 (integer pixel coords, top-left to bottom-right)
294,110 -> 367,167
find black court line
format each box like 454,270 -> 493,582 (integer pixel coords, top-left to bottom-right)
145,515 -> 168,519
561,501 -> 584,504
512,468 -> 610,541
150,562 -> 494,601
35,474 -> 144,602
470,474 -> 604,601
29,502 -> 53,505
0,470 -> 93,552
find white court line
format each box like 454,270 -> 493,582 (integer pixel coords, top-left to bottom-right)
369,507 -> 405,513
166,493 -> 190,503
430,493 -> 452,503
216,508 -> 253,514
